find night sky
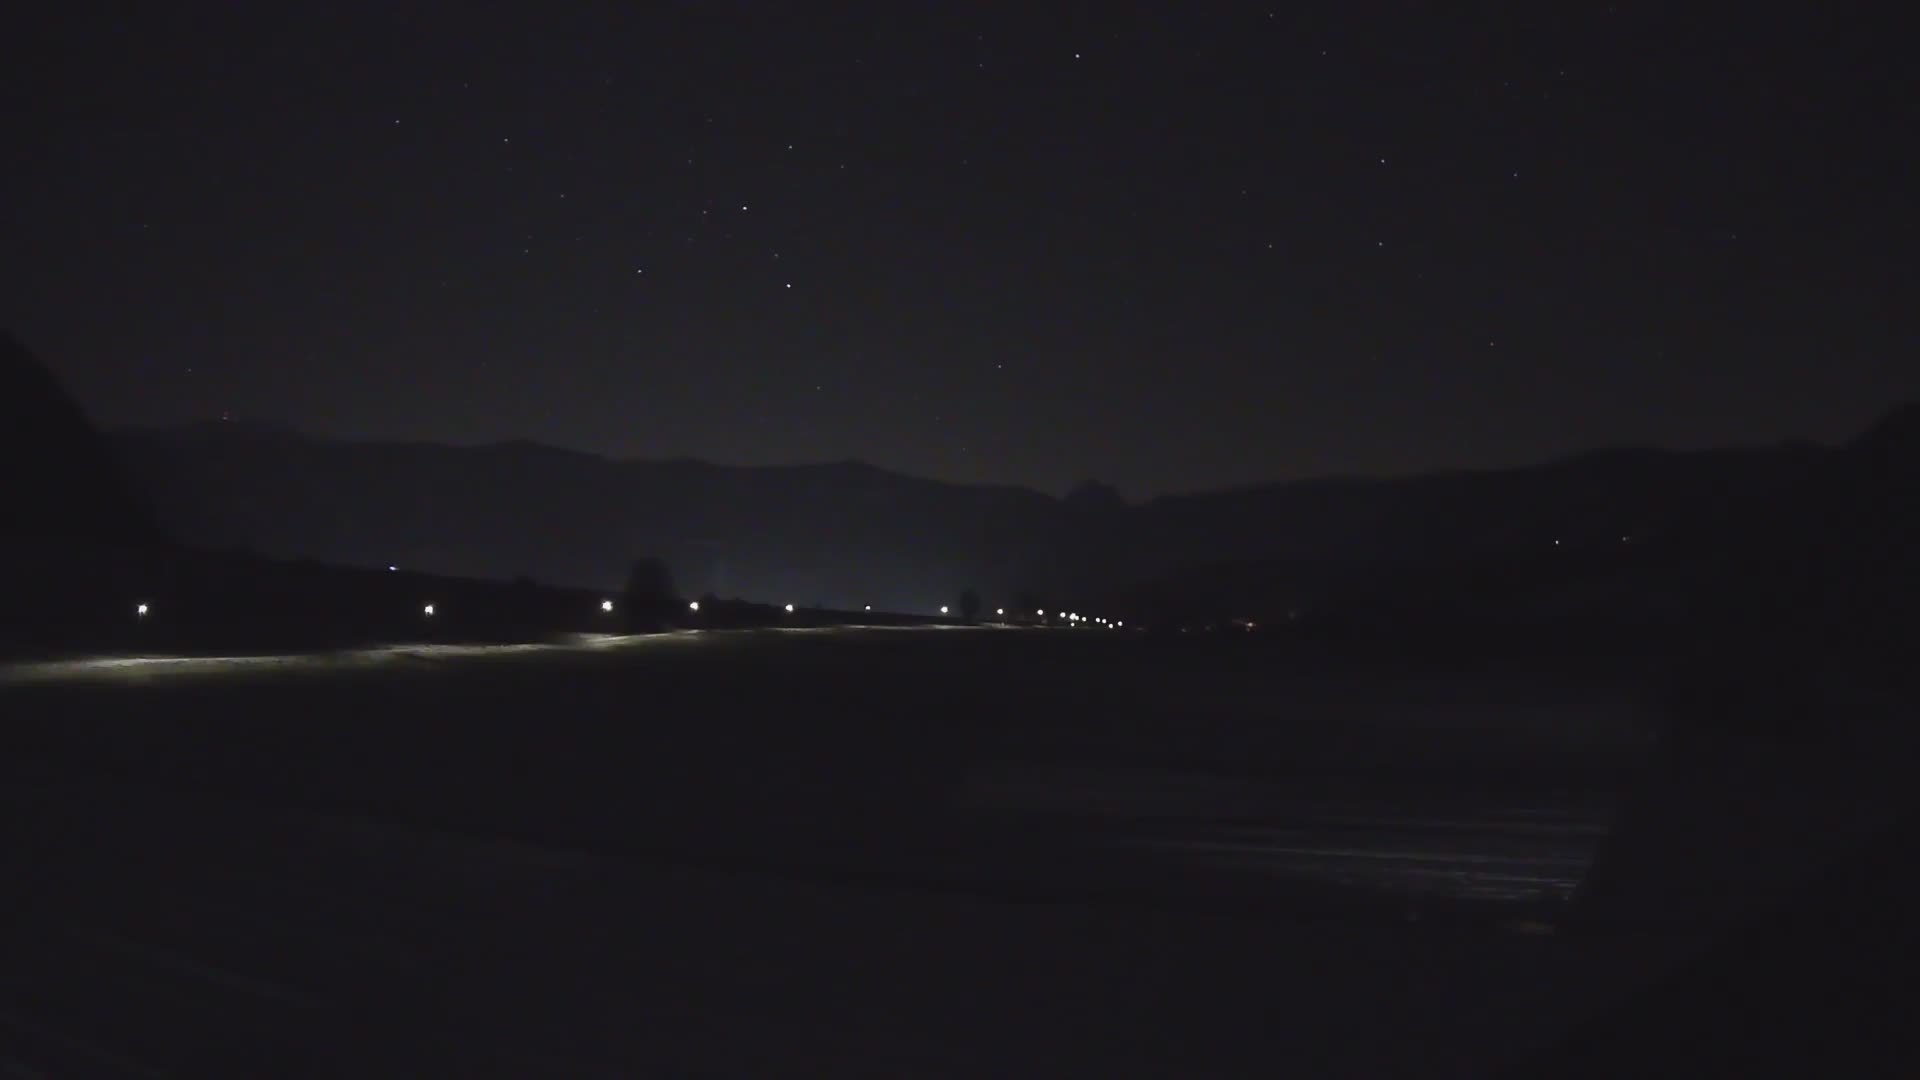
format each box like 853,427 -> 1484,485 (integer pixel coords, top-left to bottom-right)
6,3 -> 1914,497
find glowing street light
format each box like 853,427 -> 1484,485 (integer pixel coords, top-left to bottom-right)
996,608 -> 1005,616
135,602 -> 149,618
688,600 -> 700,612
940,605 -> 950,614
784,603 -> 795,613
601,599 -> 615,613
1037,610 -> 1046,618
422,603 -> 435,617
387,565 -> 397,572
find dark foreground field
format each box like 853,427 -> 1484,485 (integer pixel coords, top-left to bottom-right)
0,628 -> 1891,1075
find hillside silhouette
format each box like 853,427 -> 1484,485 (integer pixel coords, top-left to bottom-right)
111,423 -> 1827,615
0,331 -> 163,549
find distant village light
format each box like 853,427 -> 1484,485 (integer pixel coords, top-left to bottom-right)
785,603 -> 795,613
940,605 -> 950,614
996,608 -> 1005,616
423,603 -> 435,617
601,599 -> 615,612
688,600 -> 700,612
135,603 -> 149,617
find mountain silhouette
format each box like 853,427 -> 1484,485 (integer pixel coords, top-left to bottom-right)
0,332 -> 162,549
1661,400 -> 1920,740
110,422 -> 1827,613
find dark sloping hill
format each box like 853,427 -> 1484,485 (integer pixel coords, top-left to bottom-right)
0,331 -> 162,548
1654,401 -> 1920,742
110,423 -> 1829,615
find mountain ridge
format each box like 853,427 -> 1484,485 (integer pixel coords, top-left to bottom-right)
109,421 -> 1834,610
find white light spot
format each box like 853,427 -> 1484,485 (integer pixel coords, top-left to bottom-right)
135,603 -> 149,617
996,608 -> 1005,616
940,606 -> 950,614
784,603 -> 795,613
688,600 -> 700,612
601,599 -> 615,613
423,603 -> 435,616
387,565 -> 397,572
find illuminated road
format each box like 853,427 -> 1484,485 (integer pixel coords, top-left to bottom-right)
0,625 -> 977,686
1,626 -> 1630,917
0,628 -> 1672,1072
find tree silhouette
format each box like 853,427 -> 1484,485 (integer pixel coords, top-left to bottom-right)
959,588 -> 981,622
622,556 -> 679,629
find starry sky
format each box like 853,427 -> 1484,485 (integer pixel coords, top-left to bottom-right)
5,2 -> 1915,497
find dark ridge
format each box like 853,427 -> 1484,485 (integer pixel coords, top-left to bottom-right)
0,331 -> 165,549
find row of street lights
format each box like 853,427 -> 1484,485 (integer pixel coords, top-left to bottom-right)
126,597 -> 1124,627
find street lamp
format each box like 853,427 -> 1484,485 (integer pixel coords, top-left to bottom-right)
688,600 -> 700,612
135,602 -> 149,618
601,599 -> 615,613
940,605 -> 950,615
423,603 -> 435,617
784,603 -> 795,613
